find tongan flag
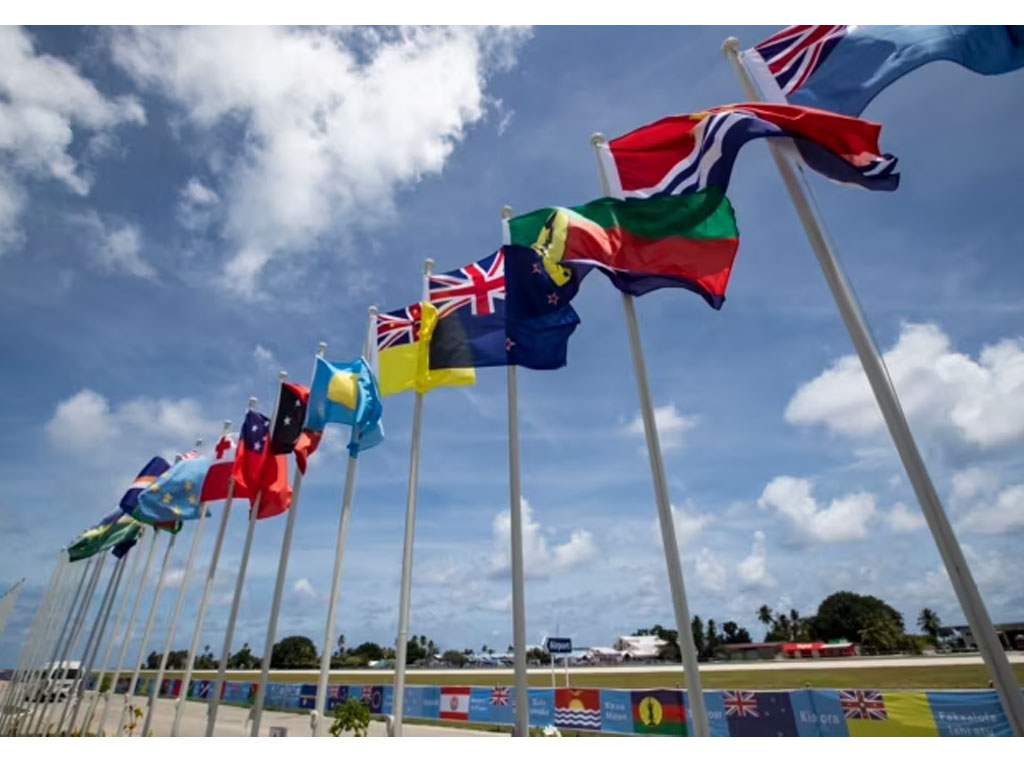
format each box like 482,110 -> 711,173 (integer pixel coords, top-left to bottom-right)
119,457 -> 171,516
428,246 -> 581,372
605,103 -> 898,195
200,433 -> 245,502
747,25 -> 1024,117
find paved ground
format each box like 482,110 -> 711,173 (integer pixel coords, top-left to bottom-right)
24,693 -> 504,737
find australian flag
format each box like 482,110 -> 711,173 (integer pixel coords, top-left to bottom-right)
429,245 -> 581,371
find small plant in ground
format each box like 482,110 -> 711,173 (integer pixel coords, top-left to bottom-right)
328,697 -> 370,737
530,725 -> 561,737
122,706 -> 144,736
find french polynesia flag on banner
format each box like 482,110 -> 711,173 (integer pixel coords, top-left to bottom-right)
440,687 -> 471,720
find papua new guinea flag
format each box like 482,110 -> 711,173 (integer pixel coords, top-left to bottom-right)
428,246 -> 581,372
509,190 -> 738,309
605,103 -> 898,196
748,25 -> 1024,117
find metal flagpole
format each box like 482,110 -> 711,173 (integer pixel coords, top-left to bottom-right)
36,553 -> 106,736
0,553 -> 63,733
722,36 -> 1024,736
117,529 -> 177,736
142,437 -> 212,737
206,378 -> 287,737
588,133 -> 711,737
81,529 -> 146,734
500,206 -> 531,737
172,419 -> 237,736
97,528 -> 160,735
64,553 -> 128,733
23,557 -> 87,735
251,348 -> 325,736
314,310 -> 377,736
391,260 -> 435,737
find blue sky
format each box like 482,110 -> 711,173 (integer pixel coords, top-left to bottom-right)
2,25 -> 1024,668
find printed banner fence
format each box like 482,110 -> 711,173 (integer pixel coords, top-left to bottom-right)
92,674 -> 1018,736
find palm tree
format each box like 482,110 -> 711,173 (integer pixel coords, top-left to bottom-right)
757,605 -> 773,628
917,608 -> 941,641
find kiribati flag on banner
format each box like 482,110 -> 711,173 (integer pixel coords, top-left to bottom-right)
724,691 -> 798,737
605,103 -> 899,195
554,688 -> 602,731
746,25 -> 1024,117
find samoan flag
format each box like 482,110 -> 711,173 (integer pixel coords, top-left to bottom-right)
428,246 -> 581,372
747,25 -> 1024,117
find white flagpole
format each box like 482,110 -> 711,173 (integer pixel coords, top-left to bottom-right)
23,557 -> 89,735
206,377 -> 288,737
588,133 -> 711,737
142,438 -> 213,737
97,528 -> 160,734
501,206 -> 531,737
391,260 -> 435,737
200,399 -> 256,736
172,419 -> 237,737
313,310 -> 376,736
0,553 -> 63,733
81,529 -> 147,734
723,36 -> 1024,736
250,346 -> 325,736
36,553 -> 106,736
64,552 -> 128,733
117,529 -> 177,736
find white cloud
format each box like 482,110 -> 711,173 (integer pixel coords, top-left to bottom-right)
0,26 -> 144,251
253,344 -> 281,376
695,548 -> 727,592
668,501 -> 710,547
45,388 -> 218,458
177,176 -> 220,230
951,467 -> 1001,505
627,403 -> 698,453
887,502 -> 926,533
959,482 -> 1024,535
758,476 -> 877,543
69,210 -> 155,278
110,26 -> 529,296
786,323 -> 1024,451
737,531 -> 775,588
292,578 -> 317,600
488,498 -> 597,580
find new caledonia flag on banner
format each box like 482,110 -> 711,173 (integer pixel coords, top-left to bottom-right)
746,25 -> 1024,117
428,245 -> 581,372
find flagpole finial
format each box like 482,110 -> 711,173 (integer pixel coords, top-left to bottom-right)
248,397 -> 258,411
221,420 -> 232,434
590,132 -> 606,147
501,205 -> 512,220
424,259 -> 434,276
723,37 -> 741,54
279,370 -> 288,383
368,305 -> 378,317
318,341 -> 328,357
194,438 -> 203,450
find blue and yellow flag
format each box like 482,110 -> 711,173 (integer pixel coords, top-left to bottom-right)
135,454 -> 212,523
304,357 -> 384,457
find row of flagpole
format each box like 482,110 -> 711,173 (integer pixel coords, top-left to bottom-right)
5,36 -> 1023,741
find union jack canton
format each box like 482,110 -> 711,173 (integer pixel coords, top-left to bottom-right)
839,689 -> 888,720
376,304 -> 424,351
491,686 -> 510,706
429,249 -> 506,318
754,25 -> 853,96
723,690 -> 759,718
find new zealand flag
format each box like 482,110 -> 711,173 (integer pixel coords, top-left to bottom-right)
725,691 -> 798,737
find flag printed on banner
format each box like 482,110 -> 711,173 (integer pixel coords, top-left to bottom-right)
839,689 -> 888,720
748,25 -> 1024,117
135,453 -> 212,523
303,357 -> 384,457
439,686 -> 471,721
554,688 -> 602,731
428,246 -> 581,372
510,191 -> 739,308
724,691 -> 798,737
630,689 -> 687,736
606,103 -> 899,197
490,686 -> 510,707
200,433 -> 242,502
359,685 -> 384,714
376,302 -> 476,396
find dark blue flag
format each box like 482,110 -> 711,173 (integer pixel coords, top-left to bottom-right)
724,691 -> 798,737
428,245 -> 581,371
119,456 -> 171,515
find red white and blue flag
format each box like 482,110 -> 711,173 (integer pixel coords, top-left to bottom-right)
490,686 -> 510,706
839,689 -> 889,720
606,102 -> 898,197
429,249 -> 506,318
723,690 -> 760,718
376,304 -> 424,351
754,25 -> 851,97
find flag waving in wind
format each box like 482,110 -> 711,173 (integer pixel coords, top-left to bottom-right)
304,357 -> 384,457
376,303 -> 475,396
135,453 -> 213,523
232,410 -> 292,519
200,433 -> 241,502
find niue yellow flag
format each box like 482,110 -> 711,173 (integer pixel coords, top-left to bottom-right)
376,301 -> 475,396
846,691 -> 939,737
